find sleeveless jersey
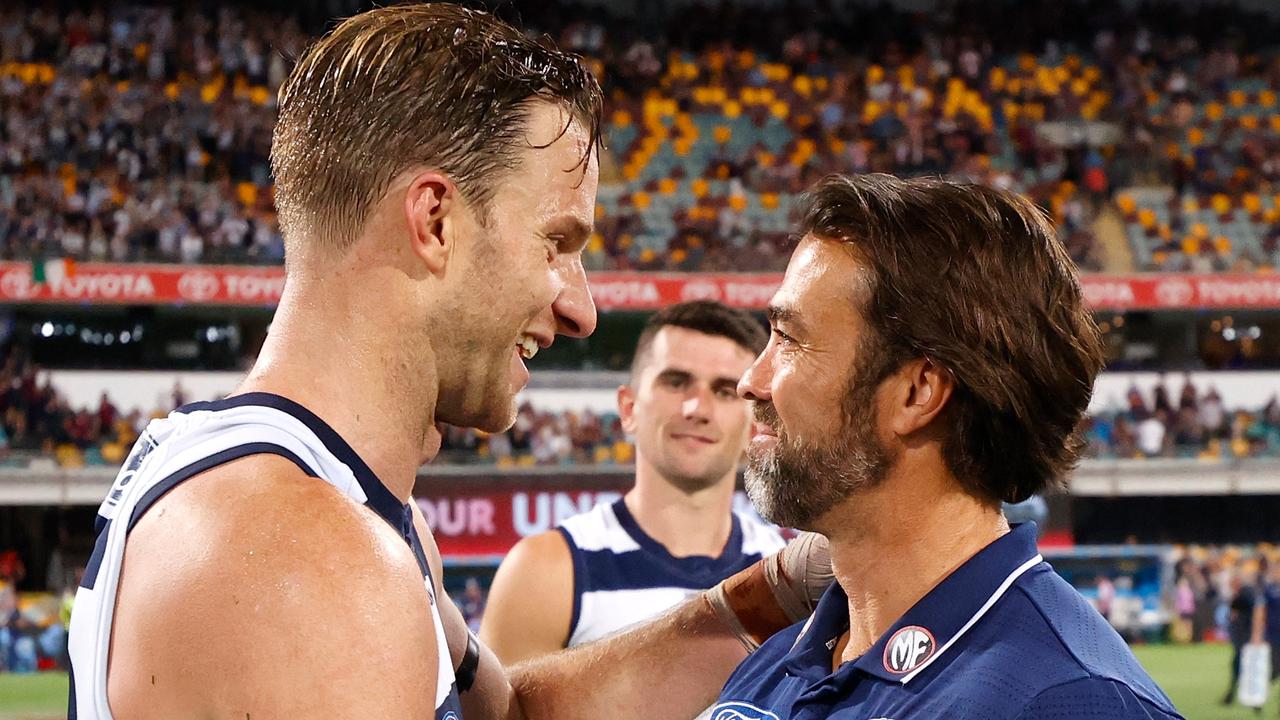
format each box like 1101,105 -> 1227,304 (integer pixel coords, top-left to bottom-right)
67,392 -> 463,720
557,498 -> 786,646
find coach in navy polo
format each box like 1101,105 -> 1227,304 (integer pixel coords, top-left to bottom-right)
718,175 -> 1182,719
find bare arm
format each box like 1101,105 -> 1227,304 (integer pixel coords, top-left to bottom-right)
479,531 -> 575,664
505,595 -> 748,720
412,503 -> 827,720
108,457 -> 439,718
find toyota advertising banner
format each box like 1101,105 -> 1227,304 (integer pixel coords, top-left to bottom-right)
3,262 -> 1280,310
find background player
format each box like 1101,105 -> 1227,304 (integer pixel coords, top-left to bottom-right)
481,301 -> 786,663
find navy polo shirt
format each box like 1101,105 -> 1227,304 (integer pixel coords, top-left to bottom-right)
712,523 -> 1182,719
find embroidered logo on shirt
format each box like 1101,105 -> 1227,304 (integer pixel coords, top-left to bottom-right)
883,625 -> 936,674
710,701 -> 782,720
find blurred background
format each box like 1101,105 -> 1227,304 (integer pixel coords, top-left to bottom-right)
1,0 -> 1279,716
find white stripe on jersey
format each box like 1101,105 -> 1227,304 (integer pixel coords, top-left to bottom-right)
560,499 -> 786,647
67,399 -> 457,719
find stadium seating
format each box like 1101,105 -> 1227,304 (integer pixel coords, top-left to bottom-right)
4,1 -> 1276,273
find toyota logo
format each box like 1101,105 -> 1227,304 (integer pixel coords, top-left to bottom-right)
0,270 -> 40,300
1155,279 -> 1194,307
681,280 -> 722,302
178,271 -> 221,302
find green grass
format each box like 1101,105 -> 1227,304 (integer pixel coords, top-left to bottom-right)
0,645 -> 1275,718
1133,643 -> 1278,720
0,671 -> 67,719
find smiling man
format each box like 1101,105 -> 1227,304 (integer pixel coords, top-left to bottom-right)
711,174 -> 1183,719
66,6 -> 831,720
482,301 -> 786,664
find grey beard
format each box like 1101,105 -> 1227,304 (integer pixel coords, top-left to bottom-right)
744,431 -> 891,530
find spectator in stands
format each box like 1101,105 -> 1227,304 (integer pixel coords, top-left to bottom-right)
1138,409 -> 1169,457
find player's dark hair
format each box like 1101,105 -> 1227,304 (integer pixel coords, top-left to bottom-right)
631,301 -> 768,379
272,3 -> 603,249
800,174 -> 1105,503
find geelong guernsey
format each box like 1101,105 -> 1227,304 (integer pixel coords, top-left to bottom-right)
67,393 -> 463,720
558,498 -> 785,646
711,522 -> 1182,719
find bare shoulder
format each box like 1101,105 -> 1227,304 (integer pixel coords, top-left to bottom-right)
479,529 -> 575,664
109,454 -> 437,718
493,529 -> 575,590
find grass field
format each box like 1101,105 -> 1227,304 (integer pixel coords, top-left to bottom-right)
0,644 -> 1275,719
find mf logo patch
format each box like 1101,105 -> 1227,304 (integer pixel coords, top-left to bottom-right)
883,625 -> 936,674
710,702 -> 781,720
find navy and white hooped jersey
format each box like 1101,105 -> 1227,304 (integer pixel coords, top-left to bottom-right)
712,522 -> 1183,720
558,498 -> 786,647
67,392 -> 462,720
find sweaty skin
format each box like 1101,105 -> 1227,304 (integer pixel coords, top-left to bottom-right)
105,104 -> 764,720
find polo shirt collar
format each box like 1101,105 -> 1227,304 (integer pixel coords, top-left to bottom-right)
782,522 -> 1045,686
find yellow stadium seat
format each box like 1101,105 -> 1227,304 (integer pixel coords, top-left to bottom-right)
593,446 -> 612,464
1261,90 -> 1277,108
989,67 -> 1007,91
1214,236 -> 1232,254
761,193 -> 779,210
1137,208 -> 1156,228
1181,237 -> 1199,255
1244,194 -> 1262,213
658,178 -> 677,195
631,192 -> 651,210
1187,127 -> 1204,146
1191,222 -> 1209,239
1116,194 -> 1137,215
236,182 -> 258,207
1229,90 -> 1247,108
1205,102 -> 1224,121
729,195 -> 748,212
1240,115 -> 1259,130
691,178 -> 709,199
1211,194 -> 1232,215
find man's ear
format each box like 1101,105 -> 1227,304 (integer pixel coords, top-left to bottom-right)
403,171 -> 458,276
889,357 -> 955,437
617,383 -> 639,435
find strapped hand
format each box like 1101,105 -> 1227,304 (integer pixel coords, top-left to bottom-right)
704,532 -> 833,652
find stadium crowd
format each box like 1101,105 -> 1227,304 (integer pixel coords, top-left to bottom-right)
1085,379 -> 1280,460
3,342 -> 1279,468
1,1 -> 1278,272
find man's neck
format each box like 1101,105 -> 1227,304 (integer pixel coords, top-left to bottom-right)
825,462 -> 1009,665
623,459 -> 736,558
235,276 -> 436,502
